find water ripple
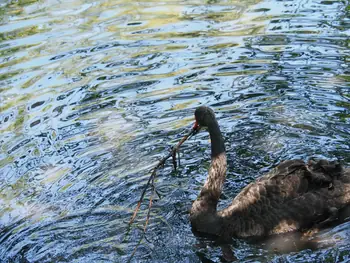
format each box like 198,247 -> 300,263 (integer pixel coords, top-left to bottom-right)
0,0 -> 350,262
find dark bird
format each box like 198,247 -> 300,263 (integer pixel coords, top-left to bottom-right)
190,106 -> 350,240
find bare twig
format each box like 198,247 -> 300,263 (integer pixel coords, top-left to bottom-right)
144,173 -> 156,232
128,126 -> 197,226
126,126 -> 197,261
172,150 -> 177,171
127,236 -> 143,263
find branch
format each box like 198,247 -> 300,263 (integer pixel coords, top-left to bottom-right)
128,126 -> 197,225
126,126 -> 197,261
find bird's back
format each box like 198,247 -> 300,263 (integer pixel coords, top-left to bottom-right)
219,159 -> 350,238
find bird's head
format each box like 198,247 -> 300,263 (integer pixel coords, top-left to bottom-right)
193,106 -> 216,132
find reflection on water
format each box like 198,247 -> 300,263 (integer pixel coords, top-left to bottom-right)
0,0 -> 349,262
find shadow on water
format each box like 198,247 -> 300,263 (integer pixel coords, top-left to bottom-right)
0,0 -> 350,262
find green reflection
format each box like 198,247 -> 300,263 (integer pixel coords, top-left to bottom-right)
0,26 -> 47,42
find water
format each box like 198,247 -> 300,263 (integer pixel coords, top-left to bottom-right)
0,0 -> 349,262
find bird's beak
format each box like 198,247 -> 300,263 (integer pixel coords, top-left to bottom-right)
193,121 -> 200,134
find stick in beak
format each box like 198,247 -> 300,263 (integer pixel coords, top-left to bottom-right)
193,121 -> 199,132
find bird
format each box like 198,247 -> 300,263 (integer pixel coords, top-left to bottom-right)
190,106 -> 350,240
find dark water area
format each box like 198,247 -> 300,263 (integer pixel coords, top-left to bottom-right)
0,0 -> 350,262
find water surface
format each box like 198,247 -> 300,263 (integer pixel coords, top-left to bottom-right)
0,0 -> 350,262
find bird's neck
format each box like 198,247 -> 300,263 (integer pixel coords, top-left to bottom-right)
190,120 -> 227,235
208,120 -> 226,158
203,120 -> 227,203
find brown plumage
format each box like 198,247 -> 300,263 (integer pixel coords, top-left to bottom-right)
190,106 -> 350,240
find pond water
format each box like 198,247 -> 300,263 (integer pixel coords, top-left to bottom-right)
0,0 -> 350,262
